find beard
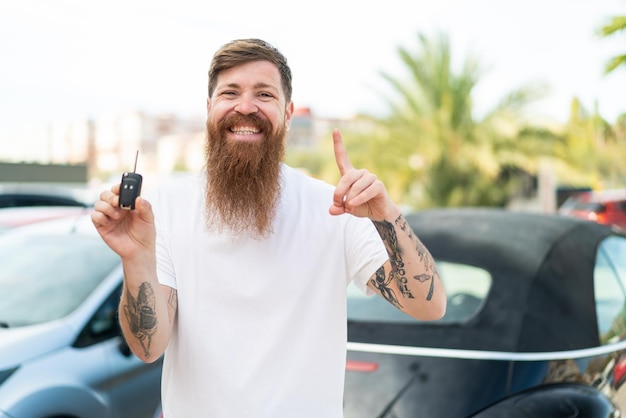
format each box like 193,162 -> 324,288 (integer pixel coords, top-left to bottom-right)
204,113 -> 285,240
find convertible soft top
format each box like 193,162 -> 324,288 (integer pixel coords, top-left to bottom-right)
350,208 -> 616,352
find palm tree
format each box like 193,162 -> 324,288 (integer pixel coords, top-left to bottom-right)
342,32 -> 554,208
593,16 -> 626,186
555,98 -> 626,189
598,16 -> 626,74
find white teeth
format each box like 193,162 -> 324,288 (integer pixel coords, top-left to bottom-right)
231,126 -> 259,134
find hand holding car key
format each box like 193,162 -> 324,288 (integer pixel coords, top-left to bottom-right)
119,150 -> 143,210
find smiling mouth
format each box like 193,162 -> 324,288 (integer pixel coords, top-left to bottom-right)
230,126 -> 261,135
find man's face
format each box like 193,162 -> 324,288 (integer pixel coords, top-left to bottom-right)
204,60 -> 294,239
207,60 -> 293,140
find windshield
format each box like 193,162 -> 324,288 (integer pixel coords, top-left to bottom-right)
0,233 -> 119,327
595,235 -> 626,343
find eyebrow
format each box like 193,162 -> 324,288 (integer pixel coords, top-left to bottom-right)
220,82 -> 279,92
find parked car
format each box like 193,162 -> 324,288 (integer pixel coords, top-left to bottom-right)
0,184 -> 95,209
559,188 -> 626,231
345,208 -> 626,417
0,215 -> 161,418
0,206 -> 89,234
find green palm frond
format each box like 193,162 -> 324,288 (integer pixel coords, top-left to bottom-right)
598,16 -> 626,36
604,54 -> 626,74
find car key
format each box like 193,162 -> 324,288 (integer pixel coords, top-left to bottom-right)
119,150 -> 143,210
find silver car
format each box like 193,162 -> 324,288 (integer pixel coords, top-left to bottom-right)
0,215 -> 161,418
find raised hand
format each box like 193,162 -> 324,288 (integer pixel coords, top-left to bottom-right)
329,129 -> 396,221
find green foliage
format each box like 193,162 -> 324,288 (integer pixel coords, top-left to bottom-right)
339,31 -> 555,209
598,16 -> 626,74
556,98 -> 626,189
284,130 -> 338,184
289,29 -> 626,209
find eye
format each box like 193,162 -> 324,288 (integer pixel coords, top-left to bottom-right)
258,92 -> 275,100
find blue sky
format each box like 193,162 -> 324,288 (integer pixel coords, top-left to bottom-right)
1,0 -> 625,142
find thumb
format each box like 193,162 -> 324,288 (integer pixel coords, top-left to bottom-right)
328,203 -> 346,217
135,197 -> 155,224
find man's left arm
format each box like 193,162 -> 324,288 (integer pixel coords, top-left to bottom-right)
329,129 -> 446,320
369,209 -> 446,320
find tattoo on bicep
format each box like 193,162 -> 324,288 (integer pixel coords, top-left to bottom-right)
167,288 -> 178,310
123,282 -> 157,358
167,288 -> 178,323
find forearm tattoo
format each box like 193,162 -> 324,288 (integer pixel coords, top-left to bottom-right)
372,215 -> 439,306
123,282 -> 157,358
398,215 -> 439,301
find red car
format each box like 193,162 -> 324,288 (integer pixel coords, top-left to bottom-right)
559,188 -> 626,231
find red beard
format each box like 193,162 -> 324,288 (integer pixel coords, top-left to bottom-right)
204,113 -> 286,239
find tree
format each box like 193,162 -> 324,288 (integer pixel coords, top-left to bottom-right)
340,32 -> 554,209
598,16 -> 626,74
555,98 -> 626,189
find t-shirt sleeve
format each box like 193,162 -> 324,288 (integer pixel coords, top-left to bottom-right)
345,215 -> 388,296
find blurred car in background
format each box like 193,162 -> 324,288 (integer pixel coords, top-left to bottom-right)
559,188 -> 626,231
0,206 -> 89,234
0,184 -> 95,209
0,215 -> 161,418
345,208 -> 626,417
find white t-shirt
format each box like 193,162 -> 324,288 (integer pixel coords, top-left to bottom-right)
151,164 -> 388,418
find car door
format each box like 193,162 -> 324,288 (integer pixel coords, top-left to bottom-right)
74,284 -> 162,418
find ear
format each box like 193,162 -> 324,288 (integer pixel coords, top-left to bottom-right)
206,98 -> 211,116
284,101 -> 294,130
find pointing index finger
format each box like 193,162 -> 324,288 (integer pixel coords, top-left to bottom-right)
333,129 -> 353,175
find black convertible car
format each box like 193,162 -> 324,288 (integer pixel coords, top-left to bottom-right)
345,208 -> 626,417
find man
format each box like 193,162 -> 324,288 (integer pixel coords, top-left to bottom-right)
91,38 -> 446,418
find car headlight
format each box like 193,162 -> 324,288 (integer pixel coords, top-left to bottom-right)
0,367 -> 17,387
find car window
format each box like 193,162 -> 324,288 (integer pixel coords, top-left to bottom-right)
0,234 -> 120,327
595,236 -> 626,344
347,261 -> 491,323
74,285 -> 122,348
0,194 -> 86,208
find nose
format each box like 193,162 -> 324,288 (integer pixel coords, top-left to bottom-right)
234,94 -> 258,115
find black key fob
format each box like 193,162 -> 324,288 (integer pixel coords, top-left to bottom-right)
119,172 -> 143,210
119,150 -> 142,210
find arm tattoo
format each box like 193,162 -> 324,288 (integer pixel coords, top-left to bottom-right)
374,218 -> 413,298
123,282 -> 157,358
414,242 -> 437,301
167,287 -> 178,311
396,214 -> 439,300
371,265 -> 403,308
373,215 -> 438,302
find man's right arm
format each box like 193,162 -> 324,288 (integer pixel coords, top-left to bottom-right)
91,186 -> 176,363
118,254 -> 177,363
